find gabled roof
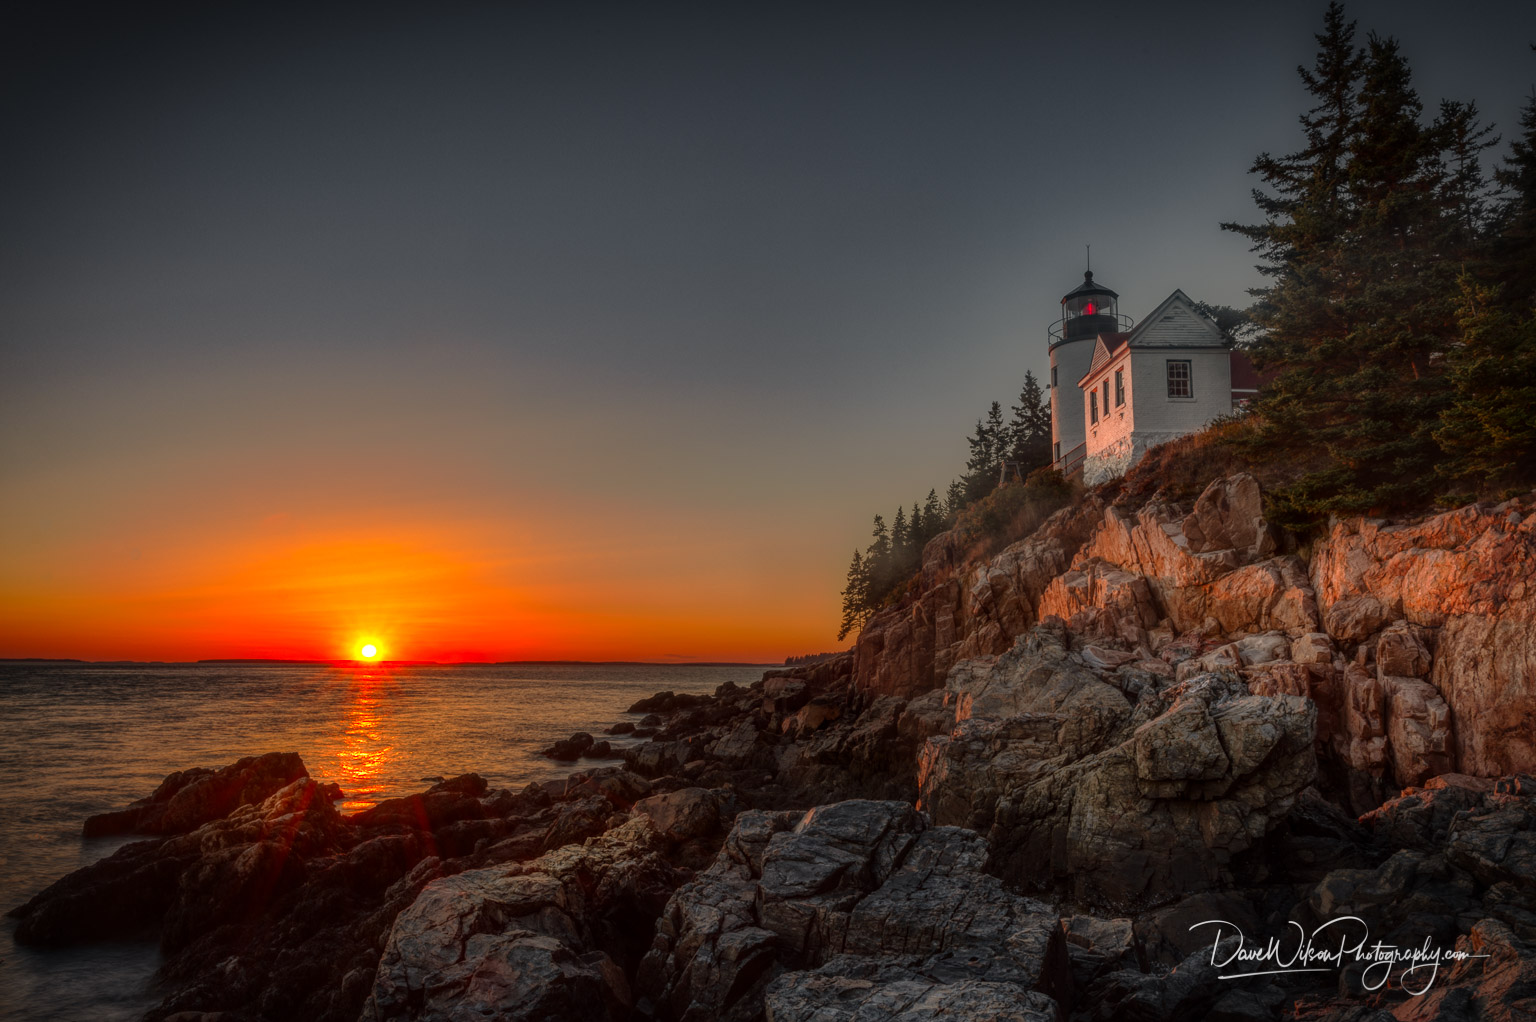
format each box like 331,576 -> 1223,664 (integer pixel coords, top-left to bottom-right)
1078,332 -> 1130,387
1074,290 -> 1231,392
1124,289 -> 1230,350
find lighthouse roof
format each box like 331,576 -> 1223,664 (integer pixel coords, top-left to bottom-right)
1061,270 -> 1118,303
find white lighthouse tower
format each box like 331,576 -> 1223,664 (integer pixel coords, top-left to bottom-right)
1049,269 -> 1128,471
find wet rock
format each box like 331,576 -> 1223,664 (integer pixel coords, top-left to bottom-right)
544,732 -> 596,760
629,691 -> 709,714
82,752 -> 310,838
14,775 -> 345,948
347,774 -> 491,834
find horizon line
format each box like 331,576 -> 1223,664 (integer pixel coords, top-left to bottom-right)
0,656 -> 786,667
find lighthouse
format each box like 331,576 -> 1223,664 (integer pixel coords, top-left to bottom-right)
1049,270 -> 1128,471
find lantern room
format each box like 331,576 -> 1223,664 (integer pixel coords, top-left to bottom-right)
1053,270 -> 1123,347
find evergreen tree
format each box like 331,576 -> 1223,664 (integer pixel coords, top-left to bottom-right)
1434,99 -> 1500,249
1492,59 -> 1536,309
945,479 -> 967,517
1005,371 -> 1052,469
1222,8 -> 1475,519
836,550 -> 869,641
862,514 -> 895,605
1435,277 -> 1536,487
1193,301 -> 1257,344
963,401 -> 1007,501
1223,1 -> 1363,360
891,506 -> 910,564
921,489 -> 944,536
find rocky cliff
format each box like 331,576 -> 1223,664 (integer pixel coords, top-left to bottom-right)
858,473 -> 1536,815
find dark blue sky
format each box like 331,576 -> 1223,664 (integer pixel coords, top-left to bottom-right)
2,2 -> 1533,657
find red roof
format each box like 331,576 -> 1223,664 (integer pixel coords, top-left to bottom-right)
1229,350 -> 1270,390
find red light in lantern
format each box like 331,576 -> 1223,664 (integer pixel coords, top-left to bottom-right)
1084,302 -> 1096,315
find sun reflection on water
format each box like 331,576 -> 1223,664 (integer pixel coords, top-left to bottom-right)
336,671 -> 395,813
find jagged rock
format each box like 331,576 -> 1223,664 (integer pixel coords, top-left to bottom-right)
629,691 -> 711,714
1291,631 -> 1335,665
1073,934 -> 1245,1021
1037,558 -> 1160,648
1181,473 -> 1275,560
917,629 -> 1315,910
14,775 -> 346,947
1361,780 -> 1488,852
633,788 -> 731,844
639,801 -> 1070,1022
1311,500 -> 1536,776
1323,595 -> 1391,643
1393,918 -> 1536,1019
762,677 -> 811,713
1377,621 -> 1433,678
366,816 -> 686,1022
349,773 -> 491,833
855,498 -> 1104,698
945,631 -> 1131,725
1382,675 -> 1456,787
81,752 -> 310,838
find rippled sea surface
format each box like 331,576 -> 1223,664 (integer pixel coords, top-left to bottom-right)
0,660 -> 770,1022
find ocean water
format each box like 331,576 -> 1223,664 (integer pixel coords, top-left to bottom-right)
0,661 -> 770,1022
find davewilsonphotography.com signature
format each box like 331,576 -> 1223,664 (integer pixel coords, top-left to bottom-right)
1190,917 -> 1490,995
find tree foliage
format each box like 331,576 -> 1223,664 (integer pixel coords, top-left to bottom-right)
1222,4 -> 1534,523
838,373 -> 1055,639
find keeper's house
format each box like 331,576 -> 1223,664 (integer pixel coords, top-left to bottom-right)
1047,273 -> 1259,485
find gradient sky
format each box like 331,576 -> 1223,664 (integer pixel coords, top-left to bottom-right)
2,2 -> 1533,662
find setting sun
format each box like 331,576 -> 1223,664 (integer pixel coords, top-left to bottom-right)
359,644 -> 377,658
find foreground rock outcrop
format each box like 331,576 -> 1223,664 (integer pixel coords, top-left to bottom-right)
918,627 -> 1316,909
637,799 -> 1072,1021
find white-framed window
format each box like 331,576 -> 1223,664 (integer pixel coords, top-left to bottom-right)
1114,369 -> 1125,407
1090,391 -> 1098,424
1051,365 -> 1057,388
1102,380 -> 1110,415
1167,360 -> 1192,399
1053,440 -> 1060,462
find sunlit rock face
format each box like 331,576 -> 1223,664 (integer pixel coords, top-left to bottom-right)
857,469 -> 1536,811
917,629 -> 1316,911
1310,500 -> 1536,778
854,497 -> 1106,698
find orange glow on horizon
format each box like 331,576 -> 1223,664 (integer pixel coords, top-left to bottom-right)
0,510 -> 839,663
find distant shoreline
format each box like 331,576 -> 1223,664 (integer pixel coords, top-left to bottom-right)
0,657 -> 780,667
